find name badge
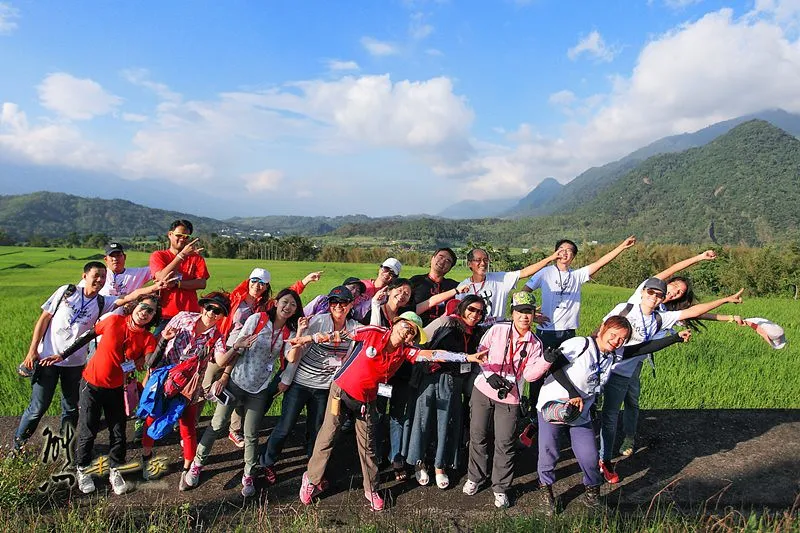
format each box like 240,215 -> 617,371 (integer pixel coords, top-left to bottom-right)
121,360 -> 136,373
460,362 -> 472,374
325,357 -> 342,368
377,383 -> 393,398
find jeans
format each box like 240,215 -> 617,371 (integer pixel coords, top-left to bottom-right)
537,411 -> 602,487
599,363 -> 643,462
15,364 -> 83,443
406,372 -> 463,469
195,380 -> 271,476
260,382 -> 328,467
375,380 -> 413,464
76,380 -> 126,468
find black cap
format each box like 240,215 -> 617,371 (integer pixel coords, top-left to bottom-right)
341,276 -> 366,295
327,285 -> 355,303
643,277 -> 668,295
104,242 -> 125,256
198,294 -> 231,316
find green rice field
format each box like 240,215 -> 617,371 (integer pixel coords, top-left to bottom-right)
0,245 -> 797,416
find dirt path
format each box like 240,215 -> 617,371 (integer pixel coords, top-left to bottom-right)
4,409 -> 798,521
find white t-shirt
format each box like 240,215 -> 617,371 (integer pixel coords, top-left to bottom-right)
537,336 -> 620,425
458,270 -> 520,322
525,265 -> 591,331
39,285 -> 117,367
605,302 -> 681,377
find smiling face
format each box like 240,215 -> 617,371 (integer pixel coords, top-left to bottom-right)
168,225 -> 192,252
468,249 -> 489,278
665,279 -> 688,303
388,283 -> 412,308
83,267 -> 107,296
393,320 -> 418,346
461,301 -> 486,327
132,298 -> 158,327
377,266 -> 396,285
275,293 -> 298,320
511,309 -> 532,332
597,324 -> 631,352
248,278 -> 269,299
640,287 -> 666,312
555,242 -> 577,267
104,252 -> 126,274
328,299 -> 353,322
430,250 -> 455,276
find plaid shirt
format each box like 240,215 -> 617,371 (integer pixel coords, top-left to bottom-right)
163,311 -> 225,366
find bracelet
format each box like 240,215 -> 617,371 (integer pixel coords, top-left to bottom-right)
222,371 -> 231,377
727,316 -> 735,323
177,280 -> 182,289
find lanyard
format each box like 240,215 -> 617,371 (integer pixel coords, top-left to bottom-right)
502,327 -> 528,379
556,267 -> 572,297
639,305 -> 657,342
68,292 -> 96,326
589,338 -> 604,393
469,277 -> 486,295
269,326 -> 285,356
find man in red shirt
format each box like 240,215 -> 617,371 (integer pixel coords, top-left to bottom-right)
149,219 -> 209,333
294,312 -> 486,511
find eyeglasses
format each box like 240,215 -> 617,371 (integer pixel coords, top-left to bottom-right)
465,305 -> 485,315
171,231 -> 192,239
645,288 -> 665,299
470,258 -> 489,264
137,304 -> 156,315
380,267 -> 398,277
329,300 -> 351,308
204,304 -> 224,316
249,278 -> 268,286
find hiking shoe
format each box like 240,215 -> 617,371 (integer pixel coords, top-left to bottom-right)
538,484 -> 557,517
178,470 -> 190,492
109,467 -> 128,495
299,471 -> 323,504
77,466 -> 96,494
583,484 -> 603,510
241,474 -> 255,497
462,479 -> 479,496
598,460 -> 619,484
364,490 -> 385,511
494,491 -> 510,509
229,431 -> 245,449
133,419 -> 144,442
183,460 -> 202,488
620,436 -> 635,457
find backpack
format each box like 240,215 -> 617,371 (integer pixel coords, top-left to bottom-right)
163,331 -> 221,400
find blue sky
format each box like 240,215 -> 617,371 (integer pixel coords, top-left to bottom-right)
1,0 -> 796,218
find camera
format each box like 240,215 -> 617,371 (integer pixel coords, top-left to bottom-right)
486,373 -> 514,400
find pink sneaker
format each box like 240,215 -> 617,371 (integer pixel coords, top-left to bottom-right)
299,471 -> 323,505
364,490 -> 385,511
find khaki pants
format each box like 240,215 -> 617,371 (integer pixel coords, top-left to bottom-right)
307,382 -> 381,494
202,361 -> 243,433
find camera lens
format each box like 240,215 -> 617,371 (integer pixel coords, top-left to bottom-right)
497,388 -> 507,400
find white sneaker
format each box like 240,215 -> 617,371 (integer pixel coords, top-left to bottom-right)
77,467 -> 96,494
241,474 -> 255,497
494,491 -> 510,508
109,467 -> 128,495
184,459 -> 202,488
462,479 -> 479,496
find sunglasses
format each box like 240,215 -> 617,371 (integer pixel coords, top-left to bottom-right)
171,231 -> 192,239
137,303 -> 156,315
397,323 -> 417,337
645,288 -> 666,299
329,300 -> 351,308
249,278 -> 268,285
204,304 -> 224,316
465,305 -> 485,315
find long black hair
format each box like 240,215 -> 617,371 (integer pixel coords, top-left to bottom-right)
662,276 -> 706,331
268,288 -> 304,331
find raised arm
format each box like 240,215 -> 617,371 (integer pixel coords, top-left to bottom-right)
415,284 -> 469,314
519,250 -> 562,279
413,348 -> 488,364
696,312 -> 744,325
676,289 -> 744,321
654,250 -> 716,281
112,278 -> 173,308
620,330 -> 691,360
586,236 -> 637,277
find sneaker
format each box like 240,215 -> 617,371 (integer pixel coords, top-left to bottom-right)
229,431 -> 245,449
538,484 -> 557,517
178,470 -> 190,492
598,460 -> 619,484
299,471 -> 323,505
262,465 -> 277,485
109,467 -> 128,495
364,490 -> 385,511
241,474 -> 255,497
494,491 -> 510,509
77,466 -> 96,494
183,460 -> 202,488
462,479 -> 479,496
12,437 -> 26,455
133,419 -> 144,442
620,436 -> 635,457
583,484 -> 603,510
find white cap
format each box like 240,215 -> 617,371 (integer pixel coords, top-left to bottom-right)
381,258 -> 402,276
745,317 -> 786,350
248,267 -> 271,284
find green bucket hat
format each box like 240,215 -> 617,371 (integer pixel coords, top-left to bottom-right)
392,311 -> 428,344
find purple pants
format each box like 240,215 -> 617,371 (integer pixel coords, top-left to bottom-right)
537,411 -> 602,487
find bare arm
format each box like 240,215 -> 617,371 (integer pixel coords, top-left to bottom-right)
654,250 -> 716,281
586,236 -> 637,277
519,251 -> 562,279
415,285 -> 469,314
22,311 -> 53,368
676,289 -> 744,321
696,312 -> 744,325
152,239 -> 204,282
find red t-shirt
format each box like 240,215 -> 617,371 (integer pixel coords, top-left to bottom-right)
83,315 -> 157,389
149,250 -> 210,319
333,325 -> 420,402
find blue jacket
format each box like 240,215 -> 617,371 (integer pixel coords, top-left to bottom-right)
136,364 -> 188,440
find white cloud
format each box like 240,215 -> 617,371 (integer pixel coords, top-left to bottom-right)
121,68 -> 182,103
663,0 -> 704,9
0,2 -> 19,34
409,12 -> 434,40
326,59 -> 360,71
122,113 -> 147,122
243,169 -> 283,192
361,36 -> 399,56
548,90 -> 576,107
37,73 -> 123,120
567,30 -> 617,62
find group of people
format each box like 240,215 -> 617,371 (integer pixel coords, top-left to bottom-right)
15,219 -> 785,513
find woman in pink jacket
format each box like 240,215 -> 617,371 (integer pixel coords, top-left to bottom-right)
462,291 -> 555,509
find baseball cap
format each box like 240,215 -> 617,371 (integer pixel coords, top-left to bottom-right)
643,277 -> 668,295
511,291 -> 536,313
381,258 -> 402,276
342,276 -> 367,295
392,311 -> 428,344
541,400 -> 581,424
328,285 -> 355,303
248,267 -> 271,284
104,242 -> 125,256
198,293 -> 231,316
